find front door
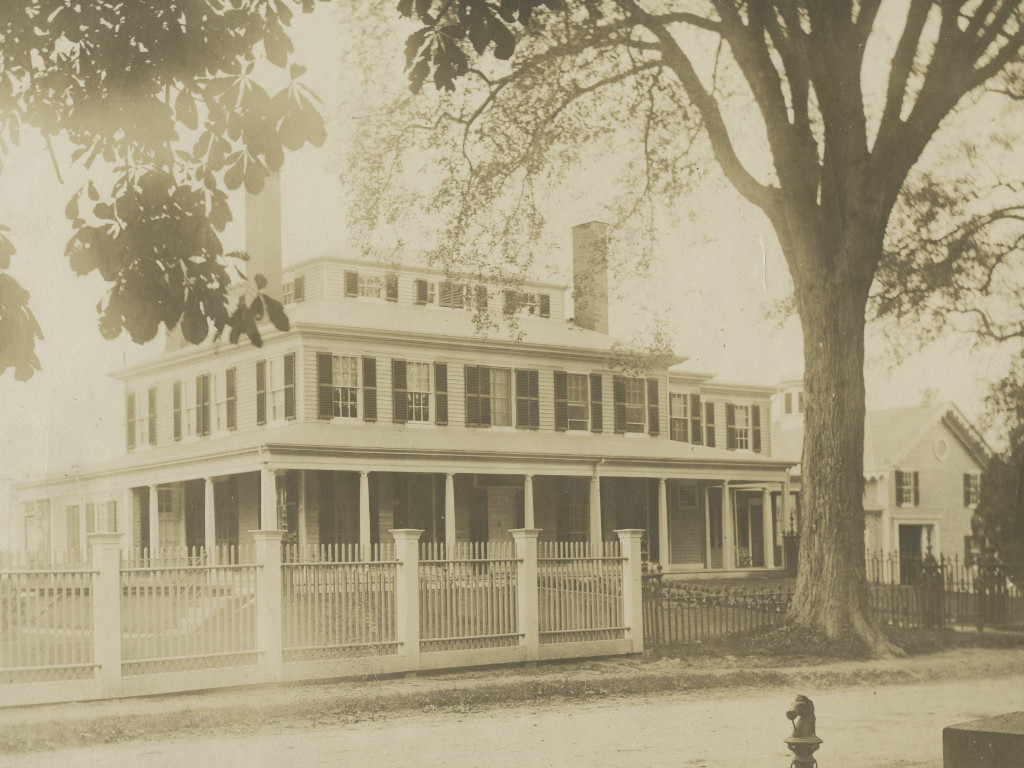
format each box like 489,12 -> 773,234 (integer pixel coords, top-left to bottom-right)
899,524 -> 924,584
749,500 -> 765,568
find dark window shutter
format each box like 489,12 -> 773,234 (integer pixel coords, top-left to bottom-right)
435,363 -> 449,425
226,368 -> 237,431
479,366 -> 492,426
647,378 -> 660,436
691,394 -> 702,445
503,289 -> 516,315
126,393 -> 136,451
752,405 -> 762,453
726,403 -> 737,450
963,474 -> 971,506
317,352 -> 333,420
515,369 -> 539,429
553,370 -> 568,431
539,294 -> 551,318
362,357 -> 377,422
613,376 -> 627,434
913,472 -> 920,506
256,360 -> 267,425
148,387 -> 158,444
415,279 -> 428,304
173,381 -> 182,440
386,273 -> 399,301
293,275 -> 305,302
284,353 -> 296,420
895,470 -> 905,505
475,285 -> 488,309
465,365 -> 481,427
705,401 -> 715,447
392,359 -> 408,423
784,392 -> 792,414
344,270 -> 358,297
590,373 -> 603,433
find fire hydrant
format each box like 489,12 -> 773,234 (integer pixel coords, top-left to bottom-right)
785,695 -> 823,767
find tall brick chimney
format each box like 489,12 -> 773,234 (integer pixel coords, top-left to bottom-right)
572,221 -> 610,334
245,172 -> 283,300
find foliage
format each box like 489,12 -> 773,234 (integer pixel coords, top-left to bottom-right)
0,0 -> 328,379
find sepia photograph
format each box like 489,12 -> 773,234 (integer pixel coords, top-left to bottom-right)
1,1 -> 1023,766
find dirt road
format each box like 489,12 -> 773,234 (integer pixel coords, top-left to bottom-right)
6,670 -> 1023,768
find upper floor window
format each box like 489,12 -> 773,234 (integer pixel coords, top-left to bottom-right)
414,278 -> 437,305
318,353 -> 375,422
895,470 -> 920,507
726,403 -> 762,452
439,281 -> 467,309
784,392 -> 793,414
624,378 -> 646,433
333,355 -> 360,418
503,290 -> 551,318
963,473 -> 981,507
466,365 -> 513,427
613,376 -> 660,436
283,275 -> 305,305
359,273 -> 384,298
734,405 -> 751,449
257,353 -> 296,425
213,369 -> 237,432
566,374 -> 589,431
406,361 -> 431,422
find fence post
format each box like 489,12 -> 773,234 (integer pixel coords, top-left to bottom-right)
391,529 -> 424,671
511,529 -> 540,660
89,532 -> 124,698
616,529 -> 645,653
251,529 -> 285,682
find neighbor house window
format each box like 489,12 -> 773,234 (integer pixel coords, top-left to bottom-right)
963,473 -> 981,506
566,374 -> 589,431
895,470 -> 920,507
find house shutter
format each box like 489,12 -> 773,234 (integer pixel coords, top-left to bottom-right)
126,393 -> 136,451
963,474 -> 971,506
503,289 -> 517,314
435,363 -> 448,425
705,401 -> 715,447
344,270 -> 358,297
148,387 -> 158,445
553,370 -> 568,431
478,366 -> 492,425
362,357 -> 377,422
385,273 -> 398,301
895,470 -> 905,505
173,381 -> 182,440
647,378 -> 660,436
465,365 -> 480,427
256,360 -> 267,425
726,403 -> 736,450
590,373 -> 603,433
197,374 -> 211,436
284,352 -> 296,420
539,294 -> 551,318
515,369 -> 539,429
317,352 -> 333,420
613,376 -> 627,434
392,359 -> 408,423
690,394 -> 702,445
414,278 -> 429,304
752,405 -> 762,453
226,368 -> 237,431
293,275 -> 305,302
474,285 -> 488,309
913,471 -> 920,506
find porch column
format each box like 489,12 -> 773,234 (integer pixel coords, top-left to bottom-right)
148,485 -> 159,556
703,487 -> 712,569
297,470 -> 307,556
781,473 -> 791,532
359,471 -> 371,555
589,475 -> 602,549
881,487 -> 893,555
444,473 -> 456,556
721,481 -> 735,570
260,467 -> 279,530
523,474 -> 535,529
657,478 -> 669,566
762,487 -> 775,568
204,477 -> 216,561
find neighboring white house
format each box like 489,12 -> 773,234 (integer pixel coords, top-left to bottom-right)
772,379 -> 991,564
13,180 -> 795,576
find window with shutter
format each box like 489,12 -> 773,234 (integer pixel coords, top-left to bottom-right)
392,359 -> 408,423
896,470 -> 919,507
284,353 -> 296,420
362,357 -> 377,421
385,272 -> 399,301
293,275 -> 305,302
704,402 -> 715,447
126,393 -> 136,451
784,392 -> 792,414
590,373 -> 603,433
726,403 -> 737,449
964,473 -> 980,506
566,373 -> 589,430
752,405 -> 762,453
621,377 -> 646,433
895,470 -> 905,506
226,368 -> 237,431
913,471 -> 920,506
539,294 -> 551,317
502,289 -> 517,315
690,394 -> 703,445
414,278 -> 429,304
256,360 -> 267,425
344,270 -> 359,297
317,352 -> 333,420
173,381 -> 182,440
553,370 -> 568,431
439,281 -> 465,309
197,374 -> 211,436
148,387 -> 158,444
474,285 -> 489,309
465,365 -> 481,427
435,363 -> 448,425
613,376 -> 627,434
515,369 -> 539,429
647,379 -> 660,436
406,361 -> 431,422
669,393 -> 688,442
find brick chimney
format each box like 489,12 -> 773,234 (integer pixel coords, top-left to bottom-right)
245,172 -> 283,300
572,221 -> 610,334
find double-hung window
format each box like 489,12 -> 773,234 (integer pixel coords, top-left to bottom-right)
566,374 -> 589,431
490,368 -> 512,426
268,359 -> 286,421
358,274 -> 384,298
214,373 -> 228,432
733,405 -> 751,449
670,393 -> 688,441
624,378 -> 646,433
963,473 -> 981,506
465,366 -> 512,427
406,362 -> 431,422
333,355 -> 360,418
438,281 -> 466,309
895,470 -> 920,507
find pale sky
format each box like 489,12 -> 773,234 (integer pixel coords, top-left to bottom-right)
0,6 -> 1013,547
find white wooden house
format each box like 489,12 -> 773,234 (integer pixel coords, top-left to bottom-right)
14,181 -> 794,576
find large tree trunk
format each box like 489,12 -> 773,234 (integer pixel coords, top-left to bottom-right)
788,262 -> 898,655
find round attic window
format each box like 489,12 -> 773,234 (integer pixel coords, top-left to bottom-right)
933,437 -> 949,461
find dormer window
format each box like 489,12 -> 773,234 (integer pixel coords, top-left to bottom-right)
439,281 -> 467,309
503,290 -> 551,317
359,274 -> 384,298
414,278 -> 436,305
283,275 -> 305,305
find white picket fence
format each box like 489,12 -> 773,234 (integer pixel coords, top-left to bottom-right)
0,528 -> 644,707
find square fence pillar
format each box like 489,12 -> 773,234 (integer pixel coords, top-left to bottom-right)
391,529 -> 424,670
615,528 -> 645,653
89,532 -> 124,698
251,529 -> 285,681
511,528 -> 540,660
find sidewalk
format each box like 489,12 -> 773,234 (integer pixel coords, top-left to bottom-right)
2,647 -> 1022,755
